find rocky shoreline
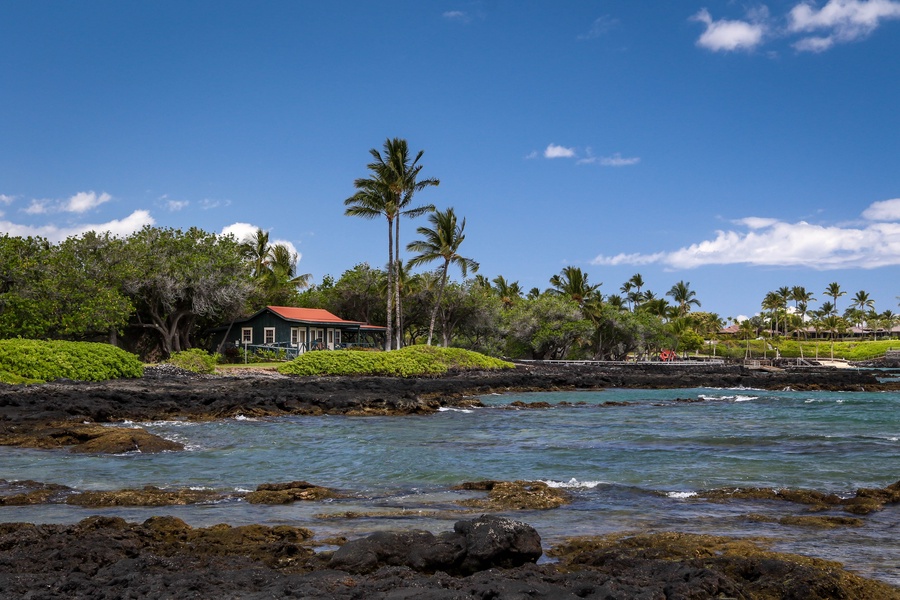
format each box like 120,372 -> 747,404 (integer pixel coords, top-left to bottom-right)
1,362 -> 898,598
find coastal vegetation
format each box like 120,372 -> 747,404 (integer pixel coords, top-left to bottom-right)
277,345 -> 513,377
1,138 -> 899,365
0,339 -> 143,383
165,348 -> 218,374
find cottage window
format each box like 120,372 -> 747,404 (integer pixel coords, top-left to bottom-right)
264,327 -> 276,345
241,328 -> 252,343
334,330 -> 341,346
328,329 -> 333,344
291,328 -> 301,345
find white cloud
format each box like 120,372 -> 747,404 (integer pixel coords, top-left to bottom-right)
64,191 -> 112,213
578,15 -> 618,40
166,199 -> 189,211
0,210 -> 154,243
0,194 -> 13,205
793,35 -> 836,51
524,150 -> 539,160
544,144 -> 576,159
789,0 -> 900,49
442,11 -> 470,22
861,197 -> 900,220
577,153 -> 641,167
592,199 -> 900,270
24,199 -> 49,215
600,153 -> 641,167
692,8 -> 767,52
200,198 -> 229,210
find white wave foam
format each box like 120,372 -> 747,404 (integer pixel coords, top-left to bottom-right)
699,394 -> 757,402
666,491 -> 698,499
438,407 -> 473,413
233,414 -> 257,421
540,478 -> 604,489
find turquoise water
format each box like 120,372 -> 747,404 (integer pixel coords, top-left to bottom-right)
1,387 -> 898,585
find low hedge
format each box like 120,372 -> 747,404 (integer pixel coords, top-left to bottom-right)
0,339 -> 144,383
278,345 -> 515,378
166,348 -> 218,374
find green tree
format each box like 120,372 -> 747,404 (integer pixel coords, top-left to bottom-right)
503,294 -> 592,360
407,208 -> 478,346
123,226 -> 251,357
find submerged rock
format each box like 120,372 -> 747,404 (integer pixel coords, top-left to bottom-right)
702,480 -> 900,515
66,486 -> 226,507
0,479 -> 73,505
455,480 -> 570,510
245,481 -> 342,504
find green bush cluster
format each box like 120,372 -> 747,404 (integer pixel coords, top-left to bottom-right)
278,345 -> 514,377
0,339 -> 144,383
166,348 -> 218,374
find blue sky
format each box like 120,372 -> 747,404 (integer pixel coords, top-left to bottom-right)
2,1 -> 899,320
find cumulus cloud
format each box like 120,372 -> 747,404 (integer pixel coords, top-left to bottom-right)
0,194 -> 13,205
0,210 -> 155,243
861,197 -> 900,220
691,1 -> 900,54
544,144 -> 576,159
221,222 -> 301,261
592,199 -> 900,270
692,8 -> 767,52
24,199 -> 49,215
789,0 -> 900,51
64,191 -> 112,213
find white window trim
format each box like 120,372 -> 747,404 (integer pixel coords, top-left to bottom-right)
241,327 -> 253,343
264,327 -> 276,345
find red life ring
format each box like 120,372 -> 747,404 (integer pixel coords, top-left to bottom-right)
660,349 -> 675,361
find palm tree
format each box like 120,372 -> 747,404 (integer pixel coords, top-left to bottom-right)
549,266 -> 601,304
761,291 -> 781,337
345,138 -> 438,350
492,275 -> 522,308
824,282 -> 845,316
849,290 -> 875,332
242,228 -> 272,279
791,286 -> 815,340
345,177 -> 397,349
666,280 -> 700,317
383,139 -> 438,348
407,208 -> 478,346
629,273 -> 645,308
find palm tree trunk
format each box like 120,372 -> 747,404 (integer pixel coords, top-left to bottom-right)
385,219 -> 394,351
427,261 -> 450,346
394,218 -> 402,349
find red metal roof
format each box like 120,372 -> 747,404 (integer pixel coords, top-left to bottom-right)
267,306 -> 363,325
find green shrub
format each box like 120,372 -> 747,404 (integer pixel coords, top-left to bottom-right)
0,339 -> 144,383
166,348 -> 218,374
278,345 -> 515,377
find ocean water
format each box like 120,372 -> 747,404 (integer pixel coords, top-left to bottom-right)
1,387 -> 898,586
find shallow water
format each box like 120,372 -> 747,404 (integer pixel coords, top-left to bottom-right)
1,387 -> 898,585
